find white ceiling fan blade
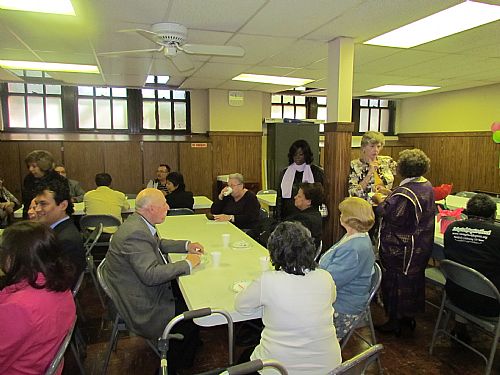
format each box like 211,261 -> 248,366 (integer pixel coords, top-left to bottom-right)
98,47 -> 163,56
118,28 -> 162,45
181,43 -> 245,57
169,52 -> 194,72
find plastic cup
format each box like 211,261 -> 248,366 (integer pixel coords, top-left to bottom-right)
222,233 -> 231,248
211,251 -> 221,267
259,256 -> 270,271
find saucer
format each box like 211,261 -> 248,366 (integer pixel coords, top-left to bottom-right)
231,240 -> 251,249
232,280 -> 251,293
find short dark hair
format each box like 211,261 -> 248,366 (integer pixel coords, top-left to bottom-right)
466,194 -> 497,219
299,182 -> 324,208
24,150 -> 55,172
397,148 -> 430,178
166,172 -> 186,191
35,178 -> 74,215
95,173 -> 112,187
0,221 -> 76,292
267,221 -> 317,276
288,139 -> 314,165
159,164 -> 171,173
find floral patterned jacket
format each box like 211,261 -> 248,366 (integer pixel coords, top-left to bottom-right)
348,155 -> 397,200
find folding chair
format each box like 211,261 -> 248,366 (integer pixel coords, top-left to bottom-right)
314,240 -> 323,262
340,263 -> 382,374
224,359 -> 288,374
429,260 -> 500,375
159,308 -> 235,375
328,344 -> 384,375
44,318 -> 77,375
84,223 -> 105,308
425,243 -> 446,309
167,208 -> 195,216
97,258 -> 133,375
80,214 -> 121,246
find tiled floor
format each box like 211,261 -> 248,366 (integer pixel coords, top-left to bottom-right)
63,279 -> 499,374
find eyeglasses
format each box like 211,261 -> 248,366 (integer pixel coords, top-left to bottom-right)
228,183 -> 242,188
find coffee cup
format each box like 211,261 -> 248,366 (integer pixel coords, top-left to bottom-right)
223,186 -> 233,196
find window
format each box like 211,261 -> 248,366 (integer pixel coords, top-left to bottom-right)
77,86 -> 128,130
352,99 -> 394,135
271,94 -> 307,120
3,71 -> 63,129
141,77 -> 190,132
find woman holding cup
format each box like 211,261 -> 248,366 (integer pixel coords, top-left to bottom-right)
210,173 -> 260,230
348,131 -> 397,204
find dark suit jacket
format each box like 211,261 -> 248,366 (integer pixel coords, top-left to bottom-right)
53,217 -> 86,276
102,213 -> 190,339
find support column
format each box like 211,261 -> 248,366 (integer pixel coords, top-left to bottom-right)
323,37 -> 354,247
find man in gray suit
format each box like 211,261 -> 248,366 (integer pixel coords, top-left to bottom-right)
102,188 -> 204,340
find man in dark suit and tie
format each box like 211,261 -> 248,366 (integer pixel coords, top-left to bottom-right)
33,178 -> 86,277
102,188 -> 204,372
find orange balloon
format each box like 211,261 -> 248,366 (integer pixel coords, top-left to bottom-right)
491,122 -> 500,132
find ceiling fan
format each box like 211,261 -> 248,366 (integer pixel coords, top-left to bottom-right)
99,22 -> 245,72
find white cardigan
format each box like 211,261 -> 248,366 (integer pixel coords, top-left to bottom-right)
235,269 -> 342,374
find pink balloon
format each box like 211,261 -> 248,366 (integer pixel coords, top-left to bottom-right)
491,122 -> 500,132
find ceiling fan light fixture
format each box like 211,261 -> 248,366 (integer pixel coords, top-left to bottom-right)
233,74 -> 314,86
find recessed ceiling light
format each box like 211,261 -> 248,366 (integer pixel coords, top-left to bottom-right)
0,60 -> 99,74
0,0 -> 76,15
233,74 -> 314,86
367,85 -> 440,93
364,1 -> 500,48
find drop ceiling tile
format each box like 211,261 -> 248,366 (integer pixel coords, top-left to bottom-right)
251,83 -> 296,93
103,74 -> 147,87
260,39 -> 327,68
245,65 -> 298,76
0,68 -> 23,82
217,81 -> 258,90
192,62 -> 250,79
356,50 -> 446,75
98,56 -> 152,76
210,34 -> 295,65
240,0 -> 362,38
34,52 -> 97,65
179,77 -> 226,89
167,0 -> 266,32
49,72 -> 105,86
89,0 -> 173,24
0,48 -> 39,61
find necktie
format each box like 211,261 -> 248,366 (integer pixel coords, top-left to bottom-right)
154,231 -> 168,264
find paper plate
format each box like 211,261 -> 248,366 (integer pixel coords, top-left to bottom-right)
183,254 -> 210,265
231,240 -> 251,249
232,280 -> 251,293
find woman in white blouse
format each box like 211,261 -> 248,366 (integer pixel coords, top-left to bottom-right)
235,221 -> 341,374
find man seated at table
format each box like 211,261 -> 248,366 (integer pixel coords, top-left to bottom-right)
211,173 -> 260,230
54,164 -> 86,203
444,193 -> 500,340
84,173 -> 130,233
101,188 -> 204,372
33,178 -> 86,279
147,163 -> 171,197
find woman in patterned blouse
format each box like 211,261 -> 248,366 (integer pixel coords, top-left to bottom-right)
348,131 -> 397,203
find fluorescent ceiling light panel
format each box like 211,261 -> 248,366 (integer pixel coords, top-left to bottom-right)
0,60 -> 99,74
0,0 -> 76,15
367,85 -> 440,93
233,74 -> 314,86
364,1 -> 500,48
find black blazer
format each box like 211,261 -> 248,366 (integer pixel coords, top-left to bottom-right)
53,217 -> 86,276
286,206 -> 322,249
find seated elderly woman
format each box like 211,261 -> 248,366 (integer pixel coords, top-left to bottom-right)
0,221 -> 76,375
165,172 -> 194,209
211,173 -> 260,230
0,177 -> 21,228
235,221 -> 341,374
286,182 -> 324,249
319,197 -> 375,340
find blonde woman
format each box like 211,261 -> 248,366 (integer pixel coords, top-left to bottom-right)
319,197 -> 375,340
348,131 -> 396,202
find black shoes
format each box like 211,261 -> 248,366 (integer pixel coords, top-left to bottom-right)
375,317 -> 416,337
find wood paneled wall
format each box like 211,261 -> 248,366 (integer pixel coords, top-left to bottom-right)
142,142 -> 180,185
63,142 -> 105,191
179,142 -> 213,198
210,131 -> 262,186
398,132 -> 500,193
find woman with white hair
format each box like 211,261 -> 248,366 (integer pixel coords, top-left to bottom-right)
211,173 -> 260,230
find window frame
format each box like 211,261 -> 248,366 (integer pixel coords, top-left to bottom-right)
351,98 -> 395,136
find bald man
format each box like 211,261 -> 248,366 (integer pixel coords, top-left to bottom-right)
102,188 -> 204,340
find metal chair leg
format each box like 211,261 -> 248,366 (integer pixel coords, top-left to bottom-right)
102,314 -> 120,375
